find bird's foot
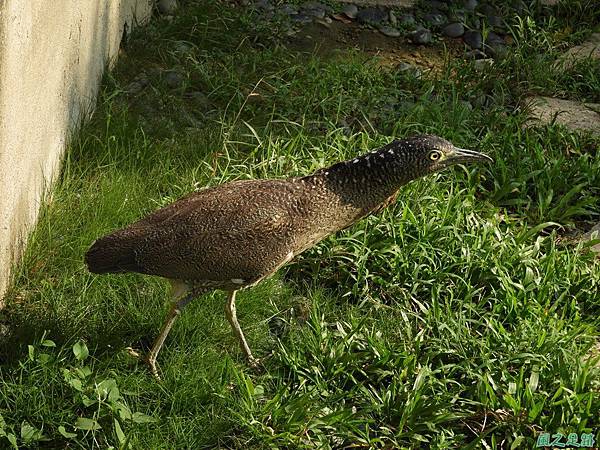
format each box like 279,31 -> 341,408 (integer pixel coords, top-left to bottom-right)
144,355 -> 162,381
125,347 -> 162,381
247,355 -> 264,373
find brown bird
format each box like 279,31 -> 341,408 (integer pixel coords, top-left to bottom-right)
85,135 -> 493,378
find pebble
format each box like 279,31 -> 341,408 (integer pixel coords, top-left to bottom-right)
356,7 -> 388,25
126,76 -> 149,94
389,10 -> 397,26
449,9 -> 466,22
158,0 -> 178,14
428,0 -> 449,11
279,3 -> 298,15
342,4 -> 358,19
487,15 -> 503,27
254,0 -> 274,11
465,49 -> 487,59
379,26 -> 401,37
304,7 -> 325,19
164,70 -> 185,89
464,0 -> 477,11
410,28 -> 433,45
443,22 -> 464,38
424,13 -> 447,27
291,13 -> 312,24
399,14 -> 416,26
174,41 -> 192,53
464,30 -> 483,49
473,58 -> 494,71
397,61 -> 414,72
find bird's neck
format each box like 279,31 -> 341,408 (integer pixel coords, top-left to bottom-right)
305,143 -> 424,219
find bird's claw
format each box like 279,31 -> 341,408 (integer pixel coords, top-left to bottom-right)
125,347 -> 162,381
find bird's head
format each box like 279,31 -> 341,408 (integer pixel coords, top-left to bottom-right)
390,134 -> 494,177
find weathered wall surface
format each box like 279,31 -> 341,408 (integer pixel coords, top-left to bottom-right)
0,0 -> 152,303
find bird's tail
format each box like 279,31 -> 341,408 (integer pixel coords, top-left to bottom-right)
84,231 -> 143,274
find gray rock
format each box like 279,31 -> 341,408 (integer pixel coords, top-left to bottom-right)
356,7 -> 388,24
302,1 -> 331,12
279,3 -> 299,15
304,7 -> 325,18
184,91 -> 212,109
473,58 -> 494,71
486,31 -> 504,45
465,49 -> 487,59
487,15 -> 503,28
449,8 -> 466,22
291,13 -> 312,24
126,76 -> 149,94
389,10 -> 397,26
397,61 -> 414,72
478,4 -> 496,16
410,28 -> 432,44
464,30 -> 482,49
174,41 -> 192,53
379,26 -> 401,37
429,0 -> 449,11
164,70 -> 185,89
342,4 -> 358,19
254,0 -> 274,11
443,22 -> 464,37
464,0 -> 477,11
424,13 -> 447,27
399,14 -> 416,26
470,16 -> 481,29
158,0 -> 178,14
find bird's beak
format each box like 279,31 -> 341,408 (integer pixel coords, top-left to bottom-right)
449,147 -> 494,164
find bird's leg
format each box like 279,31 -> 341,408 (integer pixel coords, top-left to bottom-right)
225,290 -> 259,367
145,289 -> 198,380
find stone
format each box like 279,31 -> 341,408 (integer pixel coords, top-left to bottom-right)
291,14 -> 312,23
174,41 -> 192,53
443,22 -> 464,37
396,61 -> 413,72
388,10 -> 397,26
254,0 -> 274,10
356,7 -> 388,24
126,76 -> 149,94
473,58 -> 494,71
158,0 -> 178,14
449,8 -> 466,22
424,13 -> 447,27
164,70 -> 185,89
477,4 -> 496,16
304,7 -> 325,18
465,49 -> 487,59
279,3 -> 299,15
487,15 -> 503,28
429,1 -> 449,11
379,26 -> 401,37
558,33 -> 600,69
525,97 -> 600,136
464,30 -> 482,49
464,0 -> 477,11
399,14 -> 416,26
410,28 -> 432,44
580,223 -> 600,254
342,4 -> 358,18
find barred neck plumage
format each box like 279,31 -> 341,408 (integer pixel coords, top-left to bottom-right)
303,139 -> 431,211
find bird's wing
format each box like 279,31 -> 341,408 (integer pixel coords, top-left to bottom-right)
127,180 -> 301,282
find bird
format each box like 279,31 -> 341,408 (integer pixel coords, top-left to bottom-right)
85,134 -> 493,379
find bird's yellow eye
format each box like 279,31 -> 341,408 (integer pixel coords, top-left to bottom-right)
429,150 -> 442,161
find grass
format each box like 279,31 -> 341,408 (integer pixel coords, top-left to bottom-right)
1,0 -> 599,448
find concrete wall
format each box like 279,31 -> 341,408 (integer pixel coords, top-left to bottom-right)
0,0 -> 152,303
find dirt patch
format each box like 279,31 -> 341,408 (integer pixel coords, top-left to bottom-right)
286,21 -> 461,72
